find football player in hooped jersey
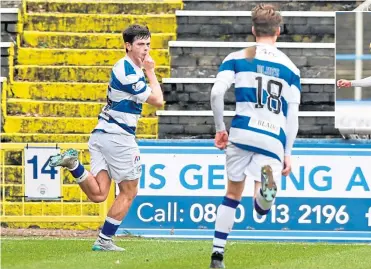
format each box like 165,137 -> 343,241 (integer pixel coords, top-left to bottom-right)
49,25 -> 164,251
209,4 -> 301,268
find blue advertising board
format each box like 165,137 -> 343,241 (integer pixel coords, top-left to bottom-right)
117,139 -> 371,243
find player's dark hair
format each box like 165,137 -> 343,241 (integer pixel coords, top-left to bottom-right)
123,24 -> 151,53
252,4 -> 282,37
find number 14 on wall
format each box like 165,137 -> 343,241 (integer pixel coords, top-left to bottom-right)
27,155 -> 58,180
24,147 -> 61,199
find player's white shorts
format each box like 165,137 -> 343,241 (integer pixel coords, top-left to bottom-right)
88,132 -> 142,183
226,142 -> 283,183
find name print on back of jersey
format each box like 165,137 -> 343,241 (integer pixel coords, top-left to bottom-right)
257,64 -> 280,78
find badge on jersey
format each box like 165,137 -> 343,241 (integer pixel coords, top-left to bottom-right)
133,81 -> 145,92
134,155 -> 141,164
133,154 -> 142,177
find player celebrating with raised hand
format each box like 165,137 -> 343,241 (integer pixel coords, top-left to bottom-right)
337,76 -> 371,88
209,4 -> 301,268
49,24 -> 163,251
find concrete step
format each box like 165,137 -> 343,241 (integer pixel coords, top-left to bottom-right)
17,48 -> 169,66
176,11 -> 334,42
169,41 -> 334,78
182,0 -> 358,11
336,60 -> 371,71
3,116 -> 157,134
9,82 -> 107,101
22,31 -> 175,49
14,65 -> 169,82
158,114 -> 339,139
0,133 -> 156,143
24,13 -> 177,33
336,70 -> 371,79
7,99 -> 161,117
26,0 -> 182,14
162,78 -> 335,111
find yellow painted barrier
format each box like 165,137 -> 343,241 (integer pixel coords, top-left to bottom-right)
0,143 -> 115,230
17,48 -> 169,66
25,13 -> 177,33
10,82 -> 107,100
7,99 -> 161,117
15,65 -> 169,82
22,31 -> 176,49
26,0 -> 183,15
1,133 -> 156,143
3,116 -> 158,134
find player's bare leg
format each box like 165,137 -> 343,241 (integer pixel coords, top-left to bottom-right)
210,180 -> 245,269
49,149 -> 111,202
78,171 -> 111,203
107,179 -> 138,220
92,179 -> 138,251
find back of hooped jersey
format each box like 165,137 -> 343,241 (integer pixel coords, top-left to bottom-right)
216,44 -> 301,162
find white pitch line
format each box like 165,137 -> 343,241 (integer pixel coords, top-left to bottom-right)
2,237 -> 371,246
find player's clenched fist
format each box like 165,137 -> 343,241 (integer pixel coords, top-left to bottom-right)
143,54 -> 155,71
214,131 -> 228,150
337,79 -> 352,88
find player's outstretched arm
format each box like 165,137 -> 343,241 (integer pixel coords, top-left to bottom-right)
337,76 -> 371,88
282,103 -> 299,176
349,76 -> 371,87
143,55 -> 164,108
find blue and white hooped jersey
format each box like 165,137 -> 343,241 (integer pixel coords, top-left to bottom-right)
93,56 -> 151,136
217,43 -> 301,162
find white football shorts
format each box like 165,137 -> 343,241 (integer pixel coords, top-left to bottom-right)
88,132 -> 142,183
226,142 -> 283,183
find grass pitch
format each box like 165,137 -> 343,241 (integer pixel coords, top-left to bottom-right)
1,237 -> 371,269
